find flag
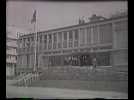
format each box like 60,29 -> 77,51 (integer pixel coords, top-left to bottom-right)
31,10 -> 36,24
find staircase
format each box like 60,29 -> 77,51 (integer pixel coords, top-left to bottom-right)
14,66 -> 128,87
14,72 -> 41,86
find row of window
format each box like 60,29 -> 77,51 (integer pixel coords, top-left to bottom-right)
6,55 -> 17,61
19,20 -> 127,50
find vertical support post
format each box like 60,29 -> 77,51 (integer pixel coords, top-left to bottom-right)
34,21 -> 37,72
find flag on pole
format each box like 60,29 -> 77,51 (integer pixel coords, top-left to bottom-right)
31,10 -> 36,24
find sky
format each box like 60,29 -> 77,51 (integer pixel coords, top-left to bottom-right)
6,1 -> 127,33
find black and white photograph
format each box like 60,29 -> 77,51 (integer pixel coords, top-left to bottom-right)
6,0 -> 128,99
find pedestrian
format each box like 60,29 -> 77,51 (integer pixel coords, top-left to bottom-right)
92,58 -> 97,71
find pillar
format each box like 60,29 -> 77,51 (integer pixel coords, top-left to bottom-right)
91,26 -> 94,44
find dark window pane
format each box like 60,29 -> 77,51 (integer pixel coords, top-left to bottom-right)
74,30 -> 78,40
69,31 -> 73,39
64,32 -> 67,40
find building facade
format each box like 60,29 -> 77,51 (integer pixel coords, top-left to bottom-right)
16,14 -> 128,74
6,36 -> 17,77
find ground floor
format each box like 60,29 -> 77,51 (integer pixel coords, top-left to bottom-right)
16,49 -> 128,75
41,52 -> 111,67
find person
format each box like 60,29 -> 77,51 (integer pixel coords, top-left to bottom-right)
92,58 -> 97,70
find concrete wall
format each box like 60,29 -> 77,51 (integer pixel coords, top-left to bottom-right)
112,19 -> 128,66
112,50 -> 128,66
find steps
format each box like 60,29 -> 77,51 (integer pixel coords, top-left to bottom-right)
39,66 -> 128,81
14,72 -> 40,86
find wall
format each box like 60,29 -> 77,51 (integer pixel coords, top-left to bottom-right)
112,19 -> 128,66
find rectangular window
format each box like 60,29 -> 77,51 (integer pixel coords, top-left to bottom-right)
44,35 -> 47,49
58,32 -> 62,48
74,29 -> 78,40
53,33 -> 57,49
53,33 -> 57,42
69,31 -> 73,40
64,31 -> 67,40
80,28 -> 85,46
40,35 -> 42,43
49,34 -> 52,40
99,23 -> 112,44
48,34 -> 52,49
87,27 -> 91,45
44,35 -> 47,40
93,26 -> 98,44
23,38 -> 26,47
31,37 -> 34,41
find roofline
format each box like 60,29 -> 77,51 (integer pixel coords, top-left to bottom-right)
21,15 -> 128,38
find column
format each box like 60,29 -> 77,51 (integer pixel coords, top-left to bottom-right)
57,33 -> 59,49
52,33 -> 54,50
91,27 -> 94,44
67,31 -> 69,48
56,33 -> 58,49
42,35 -> 44,51
61,32 -> 64,48
46,34 -> 48,50
73,30 -> 76,48
97,25 -> 100,44
111,22 -> 116,66
84,28 -> 87,46
78,28 -> 81,47
112,22 -> 116,49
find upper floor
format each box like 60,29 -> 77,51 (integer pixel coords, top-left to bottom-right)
18,14 -> 128,54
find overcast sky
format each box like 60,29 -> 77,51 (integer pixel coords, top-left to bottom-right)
6,1 -> 127,33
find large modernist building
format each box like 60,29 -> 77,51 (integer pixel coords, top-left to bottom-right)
16,13 -> 128,74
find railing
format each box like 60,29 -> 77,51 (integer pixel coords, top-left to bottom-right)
16,72 -> 39,86
15,73 -> 27,80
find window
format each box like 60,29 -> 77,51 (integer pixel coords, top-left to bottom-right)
68,31 -> 73,48
49,34 -> 52,40
74,29 -> 78,40
23,38 -> 26,47
87,27 -> 91,44
64,31 -> 67,40
40,35 -> 42,43
69,31 -> 73,40
53,33 -> 57,42
53,33 -> 57,49
44,35 -> 47,49
44,35 -> 47,40
31,37 -> 34,41
96,52 -> 110,66
80,28 -> 85,46
99,23 -> 112,44
58,32 -> 62,48
92,26 -> 98,44
74,29 -> 79,47
48,34 -> 52,49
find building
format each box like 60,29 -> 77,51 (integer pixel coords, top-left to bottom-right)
6,33 -> 17,77
6,26 -> 30,77
16,13 -> 128,75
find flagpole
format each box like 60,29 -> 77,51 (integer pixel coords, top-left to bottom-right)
33,16 -> 37,72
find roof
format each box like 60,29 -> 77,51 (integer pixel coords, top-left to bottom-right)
21,14 -> 128,38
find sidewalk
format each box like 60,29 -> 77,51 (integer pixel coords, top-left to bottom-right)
6,84 -> 128,99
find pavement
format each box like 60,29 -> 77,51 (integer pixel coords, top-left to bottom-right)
6,80 -> 128,99
6,66 -> 128,99
6,85 -> 128,99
